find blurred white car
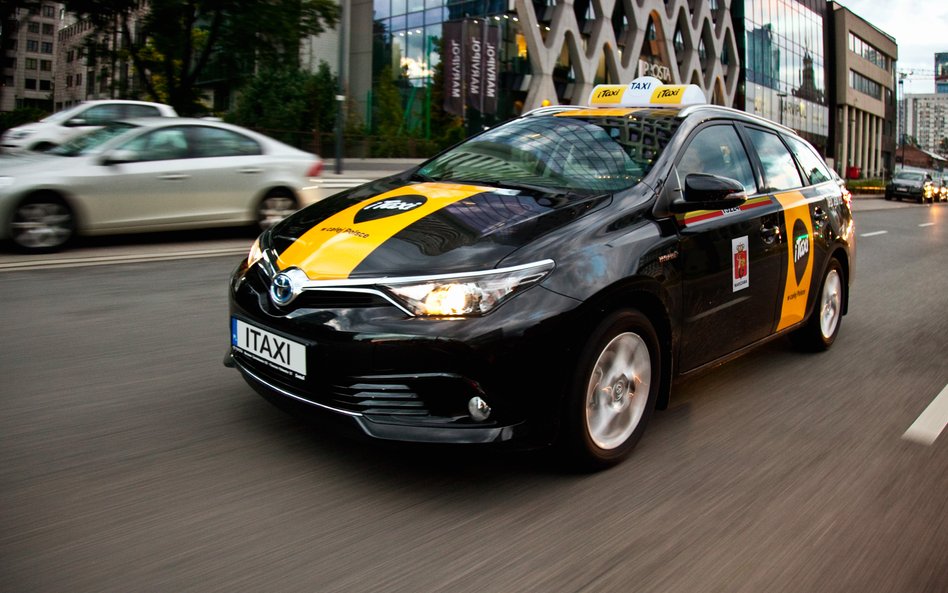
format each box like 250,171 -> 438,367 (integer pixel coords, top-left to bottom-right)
1,100 -> 178,152
0,118 -> 324,252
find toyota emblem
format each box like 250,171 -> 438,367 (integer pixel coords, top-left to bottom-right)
270,272 -> 296,305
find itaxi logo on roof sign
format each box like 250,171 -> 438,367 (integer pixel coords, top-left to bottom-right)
587,77 -> 706,108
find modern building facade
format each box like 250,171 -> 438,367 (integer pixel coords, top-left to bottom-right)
825,1 -> 897,178
1,2 -> 65,112
352,0 -> 741,134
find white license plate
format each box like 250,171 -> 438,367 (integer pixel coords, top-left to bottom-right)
232,318 -> 307,379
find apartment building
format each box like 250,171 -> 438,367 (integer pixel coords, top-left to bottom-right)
1,2 -> 65,112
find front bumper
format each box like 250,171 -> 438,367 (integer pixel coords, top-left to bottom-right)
226,258 -> 584,448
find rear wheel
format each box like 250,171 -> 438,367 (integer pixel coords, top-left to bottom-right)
9,193 -> 75,252
562,309 -> 660,471
256,189 -> 298,230
790,259 -> 844,352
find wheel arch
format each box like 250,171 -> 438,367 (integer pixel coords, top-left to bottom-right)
570,277 -> 675,411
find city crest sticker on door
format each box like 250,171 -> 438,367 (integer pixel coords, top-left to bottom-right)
732,236 -> 749,292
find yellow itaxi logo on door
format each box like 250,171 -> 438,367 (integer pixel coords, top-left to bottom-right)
276,183 -> 489,280
773,191 -> 814,330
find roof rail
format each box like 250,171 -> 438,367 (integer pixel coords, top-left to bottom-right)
679,104 -> 797,134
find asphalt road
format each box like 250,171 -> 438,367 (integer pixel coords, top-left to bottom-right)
1,199 -> 946,593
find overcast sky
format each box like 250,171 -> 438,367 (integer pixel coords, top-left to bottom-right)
838,0 -> 948,93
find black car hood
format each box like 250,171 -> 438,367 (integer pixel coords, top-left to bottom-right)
268,178 -> 610,279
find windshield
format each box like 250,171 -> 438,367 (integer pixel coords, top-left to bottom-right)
894,171 -> 925,181
48,122 -> 138,157
417,113 -> 682,194
41,103 -> 87,124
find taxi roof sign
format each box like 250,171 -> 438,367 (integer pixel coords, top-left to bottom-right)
587,76 -> 706,108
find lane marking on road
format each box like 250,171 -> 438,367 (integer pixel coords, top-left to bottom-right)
919,222 -> 935,227
859,230 -> 888,237
0,247 -> 248,272
903,384 -> 948,446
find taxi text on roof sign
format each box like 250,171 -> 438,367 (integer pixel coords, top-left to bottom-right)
587,76 -> 707,108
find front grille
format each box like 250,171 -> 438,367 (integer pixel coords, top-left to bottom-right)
326,382 -> 432,416
293,290 -> 392,309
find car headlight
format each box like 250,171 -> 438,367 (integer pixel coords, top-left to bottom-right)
8,129 -> 35,140
247,237 -> 264,268
380,260 -> 555,317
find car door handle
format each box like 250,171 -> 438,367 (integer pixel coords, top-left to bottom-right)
760,224 -> 781,245
158,174 -> 189,181
239,168 -> 263,174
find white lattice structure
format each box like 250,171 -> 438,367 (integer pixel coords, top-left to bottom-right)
514,0 -> 740,111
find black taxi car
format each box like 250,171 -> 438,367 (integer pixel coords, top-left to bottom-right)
226,77 -> 855,470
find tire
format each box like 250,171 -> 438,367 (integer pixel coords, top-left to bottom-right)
29,142 -> 56,152
256,189 -> 298,231
9,193 -> 75,253
790,259 -> 844,352
562,309 -> 661,471
883,193 -> 892,201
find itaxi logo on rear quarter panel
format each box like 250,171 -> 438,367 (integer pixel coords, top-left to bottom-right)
275,183 -> 490,280
773,191 -> 814,331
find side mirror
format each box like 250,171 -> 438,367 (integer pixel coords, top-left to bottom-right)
671,173 -> 747,213
101,149 -> 137,165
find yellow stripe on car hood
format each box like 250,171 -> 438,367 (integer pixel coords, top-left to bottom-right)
276,182 -> 491,280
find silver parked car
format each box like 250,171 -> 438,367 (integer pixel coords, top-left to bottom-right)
0,118 -> 324,252
1,99 -> 179,152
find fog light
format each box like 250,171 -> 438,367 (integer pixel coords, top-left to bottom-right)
468,397 -> 491,421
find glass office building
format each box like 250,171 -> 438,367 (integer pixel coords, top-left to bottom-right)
363,0 -> 740,138
733,0 -> 829,153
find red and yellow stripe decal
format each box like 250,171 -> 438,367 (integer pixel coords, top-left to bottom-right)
773,191 -> 814,331
276,183 -> 490,280
676,196 -> 773,226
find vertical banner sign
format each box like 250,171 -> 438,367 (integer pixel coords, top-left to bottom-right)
466,19 -> 484,112
443,21 -> 464,116
482,24 -> 499,115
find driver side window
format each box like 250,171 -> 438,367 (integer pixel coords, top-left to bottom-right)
677,125 -> 757,195
117,127 -> 189,161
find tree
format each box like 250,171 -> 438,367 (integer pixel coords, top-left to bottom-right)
226,63 -> 338,150
64,0 -> 339,115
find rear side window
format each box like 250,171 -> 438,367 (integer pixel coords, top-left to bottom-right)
124,105 -> 162,118
190,126 -> 262,157
79,104 -> 123,125
785,136 -> 832,186
745,128 -> 803,192
677,124 -> 757,194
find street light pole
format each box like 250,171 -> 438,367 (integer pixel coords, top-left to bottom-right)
334,0 -> 348,174
898,72 -> 907,170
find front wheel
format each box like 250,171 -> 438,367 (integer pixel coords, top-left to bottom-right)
790,259 -> 844,352
9,193 -> 75,252
562,309 -> 661,471
256,189 -> 298,231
